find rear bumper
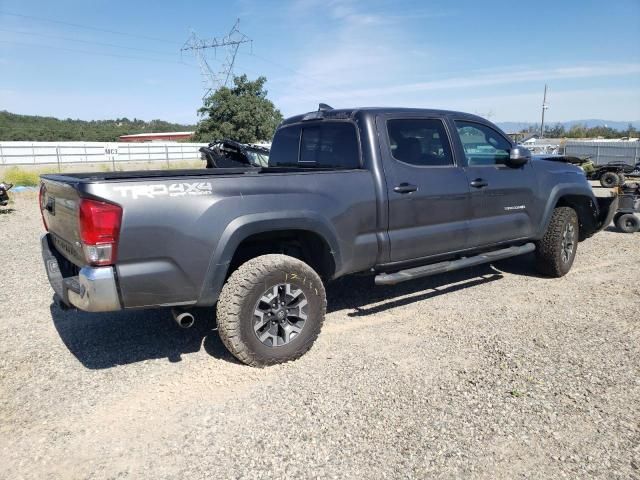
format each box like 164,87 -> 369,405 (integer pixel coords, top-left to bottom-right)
41,234 -> 121,312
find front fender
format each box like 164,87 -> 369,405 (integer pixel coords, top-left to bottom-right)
197,210 -> 342,305
538,183 -> 615,239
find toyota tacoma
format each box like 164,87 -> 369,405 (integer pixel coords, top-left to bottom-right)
40,106 -> 617,366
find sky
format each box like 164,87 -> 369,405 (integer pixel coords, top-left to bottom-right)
0,0 -> 639,125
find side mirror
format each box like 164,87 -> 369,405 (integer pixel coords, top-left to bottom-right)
508,147 -> 531,167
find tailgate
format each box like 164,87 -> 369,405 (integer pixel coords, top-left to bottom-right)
40,179 -> 85,266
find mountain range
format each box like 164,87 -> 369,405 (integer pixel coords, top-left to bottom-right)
496,119 -> 639,133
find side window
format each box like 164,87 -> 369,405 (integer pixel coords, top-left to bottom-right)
386,118 -> 453,166
300,123 -> 359,168
269,125 -> 301,167
269,123 -> 359,169
454,121 -> 511,166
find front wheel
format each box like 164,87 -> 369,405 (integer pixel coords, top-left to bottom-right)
216,254 -> 326,367
535,207 -> 579,277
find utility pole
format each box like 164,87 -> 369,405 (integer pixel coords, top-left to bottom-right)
181,19 -> 252,99
540,84 -> 548,138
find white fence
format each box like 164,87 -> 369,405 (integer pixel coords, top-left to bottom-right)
0,141 -> 209,168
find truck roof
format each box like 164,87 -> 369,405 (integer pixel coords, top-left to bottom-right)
280,107 -> 487,127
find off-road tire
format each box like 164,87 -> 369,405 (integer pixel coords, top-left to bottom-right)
615,213 -> 640,233
600,172 -> 618,188
216,254 -> 326,367
535,207 -> 579,277
617,174 -> 626,186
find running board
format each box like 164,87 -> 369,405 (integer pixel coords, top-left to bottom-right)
375,243 -> 536,286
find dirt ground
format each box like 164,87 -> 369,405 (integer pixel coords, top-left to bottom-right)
0,192 -> 638,479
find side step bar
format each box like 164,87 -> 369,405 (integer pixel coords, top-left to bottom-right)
375,243 -> 536,286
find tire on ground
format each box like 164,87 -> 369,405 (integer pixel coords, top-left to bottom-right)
216,254 -> 326,367
615,213 -> 640,233
535,206 -> 579,277
613,212 -> 624,227
599,171 -> 618,188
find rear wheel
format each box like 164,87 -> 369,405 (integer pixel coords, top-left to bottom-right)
216,254 -> 326,367
600,172 -> 618,188
615,213 -> 640,233
535,207 -> 579,277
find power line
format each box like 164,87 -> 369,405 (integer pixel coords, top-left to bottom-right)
0,10 -> 181,45
246,51 -> 330,89
0,27 -> 178,56
181,19 -> 252,99
0,39 -> 195,66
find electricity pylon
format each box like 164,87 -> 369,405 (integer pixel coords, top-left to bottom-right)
181,19 -> 252,99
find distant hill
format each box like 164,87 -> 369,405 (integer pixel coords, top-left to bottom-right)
497,119 -> 640,133
0,111 -> 196,142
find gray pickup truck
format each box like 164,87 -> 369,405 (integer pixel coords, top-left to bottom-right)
40,107 -> 617,366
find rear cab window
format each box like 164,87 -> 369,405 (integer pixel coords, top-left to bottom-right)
386,118 -> 454,167
269,122 -> 360,169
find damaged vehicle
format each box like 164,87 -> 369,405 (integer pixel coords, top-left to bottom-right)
40,106 -> 618,367
537,155 -> 639,187
0,181 -> 13,207
199,139 -> 270,168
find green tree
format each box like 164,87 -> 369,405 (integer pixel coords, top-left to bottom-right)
195,75 -> 283,143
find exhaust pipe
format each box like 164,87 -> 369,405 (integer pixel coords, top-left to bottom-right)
172,308 -> 195,328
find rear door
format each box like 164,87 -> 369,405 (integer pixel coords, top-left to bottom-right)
378,115 -> 471,263
451,119 -> 537,246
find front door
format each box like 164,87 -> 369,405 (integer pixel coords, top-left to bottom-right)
379,115 -> 471,263
451,119 -> 537,247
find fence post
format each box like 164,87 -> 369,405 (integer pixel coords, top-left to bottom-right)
165,144 -> 170,168
56,145 -> 61,172
0,143 -> 4,165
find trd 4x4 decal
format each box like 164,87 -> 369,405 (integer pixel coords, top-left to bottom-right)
114,182 -> 213,199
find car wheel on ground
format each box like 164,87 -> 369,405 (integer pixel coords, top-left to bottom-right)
615,213 -> 640,233
599,172 -> 619,188
535,206 -> 579,277
216,254 -> 326,367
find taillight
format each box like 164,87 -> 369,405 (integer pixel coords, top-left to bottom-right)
78,198 -> 122,266
38,182 -> 49,231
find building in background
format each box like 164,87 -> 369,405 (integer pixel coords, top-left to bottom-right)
118,132 -> 194,142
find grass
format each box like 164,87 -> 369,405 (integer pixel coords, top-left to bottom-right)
1,160 -> 204,186
1,166 -> 57,187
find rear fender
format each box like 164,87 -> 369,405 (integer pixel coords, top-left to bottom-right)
197,211 -> 342,305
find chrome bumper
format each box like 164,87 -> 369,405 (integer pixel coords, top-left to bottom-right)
41,234 -> 121,312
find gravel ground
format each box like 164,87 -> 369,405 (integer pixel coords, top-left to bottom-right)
0,192 -> 638,479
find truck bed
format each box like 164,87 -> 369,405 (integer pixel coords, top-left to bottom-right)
41,166 -> 348,184
41,167 -> 260,183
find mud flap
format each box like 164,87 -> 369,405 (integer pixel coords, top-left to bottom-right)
595,195 -> 619,233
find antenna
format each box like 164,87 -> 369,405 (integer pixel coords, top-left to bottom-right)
540,84 -> 549,138
181,19 -> 252,99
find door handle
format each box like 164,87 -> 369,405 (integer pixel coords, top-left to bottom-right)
470,178 -> 488,188
394,183 -> 418,194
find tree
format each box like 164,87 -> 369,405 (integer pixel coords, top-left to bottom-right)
195,75 -> 283,143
